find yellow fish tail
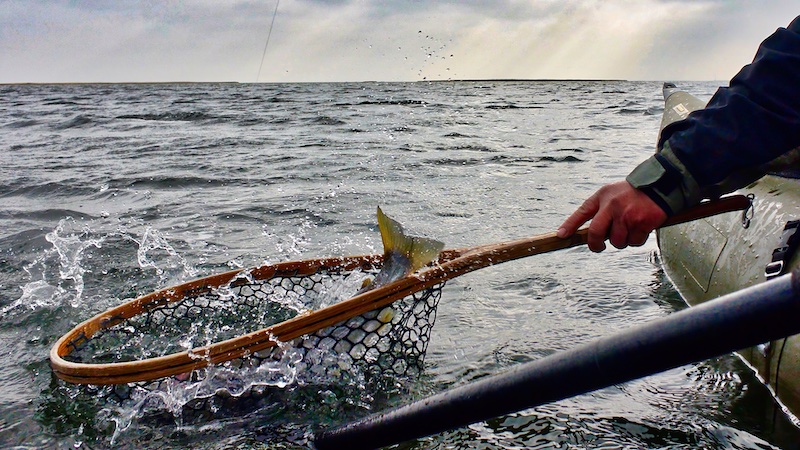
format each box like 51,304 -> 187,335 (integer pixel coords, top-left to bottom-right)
377,206 -> 444,273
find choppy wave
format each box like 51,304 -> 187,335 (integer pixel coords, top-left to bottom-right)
4,119 -> 39,128
116,111 -> 220,122
484,103 -> 544,109
304,115 -> 347,126
538,155 -> 582,163
55,114 -> 94,129
0,181 -> 102,199
356,99 -> 427,106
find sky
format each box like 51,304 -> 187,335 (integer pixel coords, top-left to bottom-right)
0,0 -> 797,83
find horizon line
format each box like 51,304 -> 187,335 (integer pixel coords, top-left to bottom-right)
1,78 -> 724,86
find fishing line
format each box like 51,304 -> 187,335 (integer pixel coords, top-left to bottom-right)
256,0 -> 280,82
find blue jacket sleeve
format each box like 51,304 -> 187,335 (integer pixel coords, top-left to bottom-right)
628,16 -> 800,215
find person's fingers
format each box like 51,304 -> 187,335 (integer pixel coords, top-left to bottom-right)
625,191 -> 667,247
586,206 -> 611,252
558,180 -> 668,251
608,219 -> 629,249
557,195 -> 599,238
627,229 -> 651,247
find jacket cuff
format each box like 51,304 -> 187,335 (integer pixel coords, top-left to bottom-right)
626,156 -> 678,215
625,142 -> 703,216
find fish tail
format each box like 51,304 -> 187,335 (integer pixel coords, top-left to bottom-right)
377,206 -> 444,273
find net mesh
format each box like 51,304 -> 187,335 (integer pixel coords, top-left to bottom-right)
61,266 -> 445,403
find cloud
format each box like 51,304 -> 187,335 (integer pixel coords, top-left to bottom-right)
654,1 -> 798,80
1,1 -> 270,82
0,0 -> 796,83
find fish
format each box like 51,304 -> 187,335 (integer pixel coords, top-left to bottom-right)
359,206 -> 445,293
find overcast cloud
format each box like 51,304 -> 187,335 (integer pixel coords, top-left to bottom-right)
0,0 -> 796,83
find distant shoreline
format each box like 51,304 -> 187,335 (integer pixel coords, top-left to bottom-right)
0,81 -> 242,86
1,78 -> 717,86
426,78 -> 627,82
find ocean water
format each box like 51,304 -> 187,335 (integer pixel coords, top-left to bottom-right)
1,81 -> 799,449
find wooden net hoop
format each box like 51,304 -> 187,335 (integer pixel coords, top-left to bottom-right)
50,254 -> 445,386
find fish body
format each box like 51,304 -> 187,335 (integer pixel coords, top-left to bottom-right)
359,207 -> 444,293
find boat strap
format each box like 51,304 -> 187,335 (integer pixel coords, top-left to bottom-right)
766,220 -> 800,279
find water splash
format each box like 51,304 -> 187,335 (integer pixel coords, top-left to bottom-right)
105,336 -> 305,446
313,269 -> 371,310
262,218 -> 316,259
2,218 -> 104,313
5,218 -> 199,314
45,218 -> 104,306
136,226 -> 198,284
4,279 -> 63,313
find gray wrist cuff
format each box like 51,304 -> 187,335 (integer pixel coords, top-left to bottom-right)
626,142 -> 702,215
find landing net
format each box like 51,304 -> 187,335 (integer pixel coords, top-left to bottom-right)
54,259 -> 445,401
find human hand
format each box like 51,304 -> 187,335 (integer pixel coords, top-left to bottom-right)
556,181 -> 668,252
